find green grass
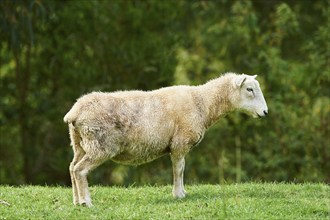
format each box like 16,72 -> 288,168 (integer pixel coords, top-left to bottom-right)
0,183 -> 329,219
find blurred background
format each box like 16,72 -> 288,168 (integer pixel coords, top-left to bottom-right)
0,0 -> 329,186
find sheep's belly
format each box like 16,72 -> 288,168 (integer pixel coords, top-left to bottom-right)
111,146 -> 170,166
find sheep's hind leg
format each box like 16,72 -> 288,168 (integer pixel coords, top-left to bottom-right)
73,154 -> 104,207
69,145 -> 85,205
68,124 -> 85,205
171,156 -> 186,199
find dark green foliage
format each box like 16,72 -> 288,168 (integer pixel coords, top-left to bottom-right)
0,0 -> 329,185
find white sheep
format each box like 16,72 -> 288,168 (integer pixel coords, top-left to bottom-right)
64,73 -> 268,207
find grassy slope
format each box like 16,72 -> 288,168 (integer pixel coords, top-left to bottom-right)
0,183 -> 329,220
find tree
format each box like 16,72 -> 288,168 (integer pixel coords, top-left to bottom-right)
0,0 -> 329,185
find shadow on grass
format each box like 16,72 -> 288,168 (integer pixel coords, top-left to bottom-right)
151,189 -> 224,205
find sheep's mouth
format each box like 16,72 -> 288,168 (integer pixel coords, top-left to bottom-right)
253,112 -> 263,118
249,112 -> 259,118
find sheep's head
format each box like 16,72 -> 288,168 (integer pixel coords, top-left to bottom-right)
232,74 -> 268,118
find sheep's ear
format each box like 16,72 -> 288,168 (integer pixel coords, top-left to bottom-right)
235,75 -> 247,88
253,75 -> 258,79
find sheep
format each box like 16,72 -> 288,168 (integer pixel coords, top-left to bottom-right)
64,72 -> 268,207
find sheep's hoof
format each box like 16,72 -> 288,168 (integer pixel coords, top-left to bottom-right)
173,191 -> 186,199
80,201 -> 93,208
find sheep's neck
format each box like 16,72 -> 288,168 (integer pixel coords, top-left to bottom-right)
199,77 -> 235,128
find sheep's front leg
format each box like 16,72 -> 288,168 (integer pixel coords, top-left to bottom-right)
171,156 -> 186,199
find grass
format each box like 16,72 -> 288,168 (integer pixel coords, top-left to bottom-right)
0,183 -> 329,219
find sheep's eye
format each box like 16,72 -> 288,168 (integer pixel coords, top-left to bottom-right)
247,88 -> 253,92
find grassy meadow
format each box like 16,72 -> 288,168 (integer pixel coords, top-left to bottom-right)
0,183 -> 329,219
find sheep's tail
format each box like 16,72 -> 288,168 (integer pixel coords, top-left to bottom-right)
63,102 -> 81,124
64,103 -> 82,149
68,122 -> 81,148
63,109 -> 76,124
